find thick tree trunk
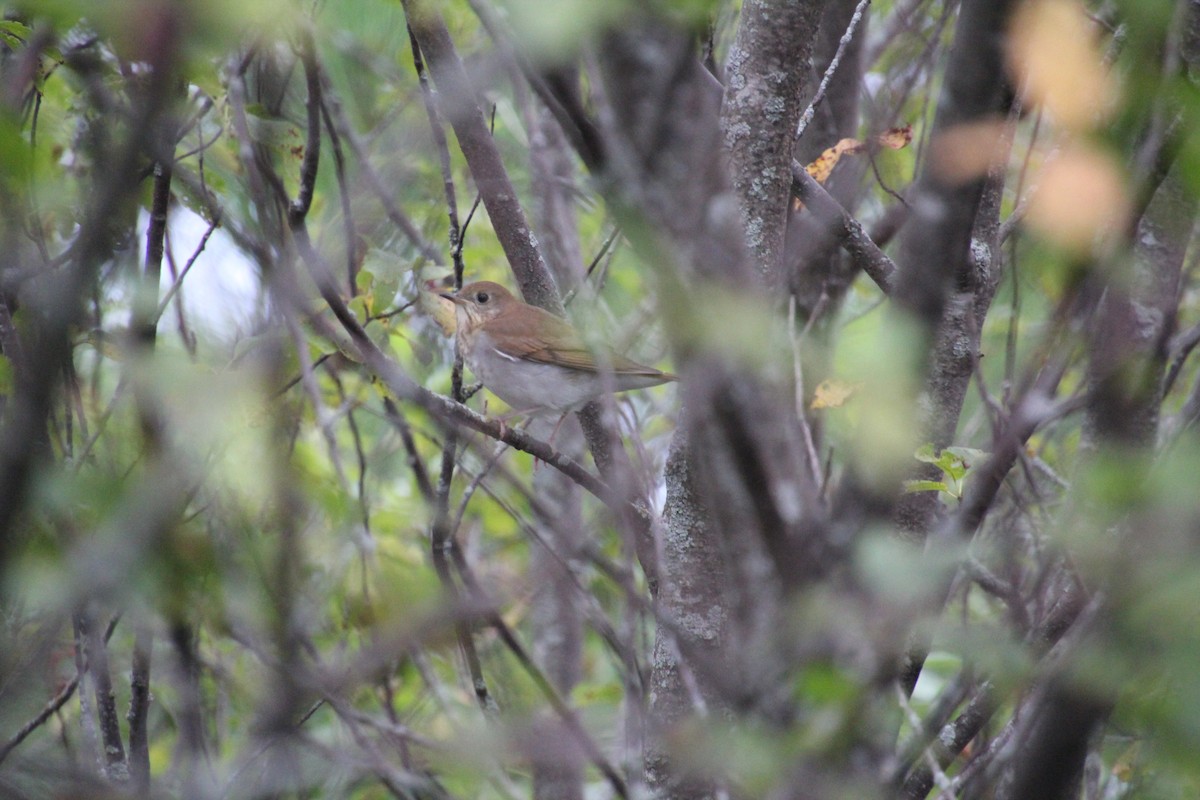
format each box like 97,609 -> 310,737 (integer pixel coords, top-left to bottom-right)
594,5 -> 830,795
889,0 -> 1018,543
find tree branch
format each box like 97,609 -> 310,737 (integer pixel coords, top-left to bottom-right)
790,165 -> 897,294
0,617 -> 120,766
721,0 -> 829,283
402,0 -> 560,310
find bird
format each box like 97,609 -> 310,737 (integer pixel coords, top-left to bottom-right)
439,281 -> 676,412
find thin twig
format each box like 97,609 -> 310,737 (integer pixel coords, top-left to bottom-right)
796,0 -> 871,140
408,23 -> 463,280
382,398 -> 436,503
319,94 -> 359,296
402,0 -> 559,310
406,20 -> 494,717
153,214 -> 219,325
288,29 -> 321,228
319,78 -> 443,264
450,550 -> 630,799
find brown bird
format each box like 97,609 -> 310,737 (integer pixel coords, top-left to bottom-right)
440,281 -> 676,412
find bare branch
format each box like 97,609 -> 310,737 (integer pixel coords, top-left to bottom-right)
402,0 -> 560,310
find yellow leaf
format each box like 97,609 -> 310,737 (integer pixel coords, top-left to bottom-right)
805,126 -> 914,185
419,278 -> 458,336
1025,141 -> 1128,254
811,378 -> 861,409
1007,0 -> 1118,131
1110,740 -> 1139,782
806,138 -> 864,184
796,126 -> 914,210
875,125 -> 913,150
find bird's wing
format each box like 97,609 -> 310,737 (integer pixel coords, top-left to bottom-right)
486,308 -> 668,377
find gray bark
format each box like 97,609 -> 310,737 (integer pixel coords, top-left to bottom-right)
889,0 -> 1018,541
722,0 -> 828,284
594,6 -> 830,795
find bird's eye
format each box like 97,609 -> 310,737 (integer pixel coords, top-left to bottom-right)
475,291 -> 489,304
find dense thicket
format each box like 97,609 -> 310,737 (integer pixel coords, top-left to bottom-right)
2,2 -> 1200,799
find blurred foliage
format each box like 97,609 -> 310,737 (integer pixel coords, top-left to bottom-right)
1,0 -> 1200,798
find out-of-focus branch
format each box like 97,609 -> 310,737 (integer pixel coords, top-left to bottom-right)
449,550 -> 629,799
381,398 -> 436,503
288,29 -> 321,228
0,9 -> 182,570
467,0 -> 606,174
318,73 -> 443,265
0,616 -> 120,766
317,93 -> 357,295
77,607 -> 129,781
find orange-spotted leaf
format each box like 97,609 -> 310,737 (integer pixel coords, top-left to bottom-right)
806,138 -> 864,184
796,126 -> 914,210
805,126 -> 913,185
876,125 -> 913,150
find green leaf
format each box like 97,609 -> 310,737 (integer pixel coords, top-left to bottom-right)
940,452 -> 969,482
0,20 -> 32,50
355,267 -> 375,293
945,446 -> 989,469
914,443 -> 939,463
913,444 -> 988,484
904,479 -> 948,494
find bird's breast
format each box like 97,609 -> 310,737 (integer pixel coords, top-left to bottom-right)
463,331 -> 602,411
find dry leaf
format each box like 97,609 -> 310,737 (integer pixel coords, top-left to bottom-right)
876,125 -> 914,150
929,118 -> 1010,185
420,278 -> 458,336
1025,141 -> 1128,253
805,126 -> 914,185
811,378 -> 862,409
1008,0 -> 1118,130
795,125 -> 913,210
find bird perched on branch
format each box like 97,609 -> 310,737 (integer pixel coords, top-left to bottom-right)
440,281 -> 676,413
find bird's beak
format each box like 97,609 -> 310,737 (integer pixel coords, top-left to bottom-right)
438,290 -> 465,306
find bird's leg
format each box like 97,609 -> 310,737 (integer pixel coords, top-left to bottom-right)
547,411 -> 570,448
527,412 -> 573,474
479,397 -> 508,439
491,408 -> 532,441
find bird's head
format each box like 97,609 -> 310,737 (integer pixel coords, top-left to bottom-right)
439,281 -> 516,327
